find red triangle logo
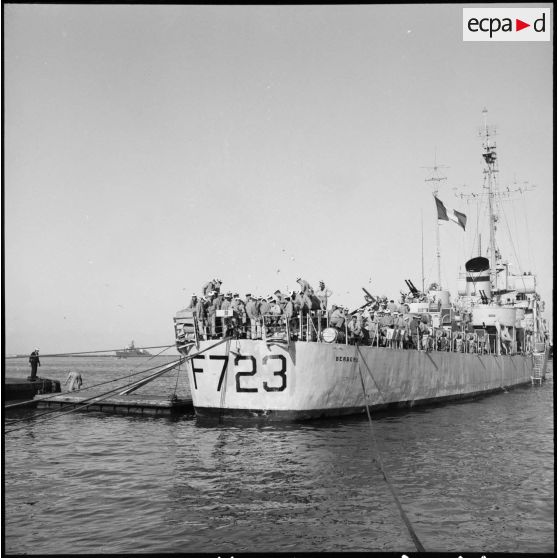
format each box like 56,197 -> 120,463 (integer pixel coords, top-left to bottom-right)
516,19 -> 530,31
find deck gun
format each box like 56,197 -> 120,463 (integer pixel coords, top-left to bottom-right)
349,288 -> 378,315
362,287 -> 376,304
405,279 -> 420,296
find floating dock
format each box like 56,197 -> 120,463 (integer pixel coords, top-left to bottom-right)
4,377 -> 61,401
34,392 -> 193,416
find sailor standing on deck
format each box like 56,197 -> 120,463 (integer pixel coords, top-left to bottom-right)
394,312 -> 406,349
293,292 -> 304,315
259,297 -> 272,337
206,291 -> 220,338
418,320 -> 429,350
186,294 -> 198,310
245,295 -> 260,340
367,312 -> 378,346
348,314 -> 364,345
202,278 -> 222,297
231,294 -> 246,337
329,305 -> 345,330
269,298 -> 283,333
259,296 -> 272,316
273,290 -> 286,309
195,296 -> 208,339
283,293 -> 297,336
201,279 -> 214,297
296,278 -> 313,296
220,293 -> 234,336
29,348 -> 40,381
315,281 -> 333,312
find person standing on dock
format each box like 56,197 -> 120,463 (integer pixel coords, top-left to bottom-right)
28,348 -> 40,381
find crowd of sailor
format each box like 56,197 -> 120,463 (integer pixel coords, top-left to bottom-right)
178,278 -> 534,355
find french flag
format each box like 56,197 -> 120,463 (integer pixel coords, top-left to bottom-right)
434,196 -> 467,231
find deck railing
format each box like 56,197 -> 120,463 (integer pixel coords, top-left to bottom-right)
174,310 -> 532,356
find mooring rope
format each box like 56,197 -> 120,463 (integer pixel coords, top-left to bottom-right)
357,362 -> 426,552
217,338 -> 232,424
356,346 -> 387,403
5,338 -> 232,433
4,344 -> 176,359
173,361 -> 182,397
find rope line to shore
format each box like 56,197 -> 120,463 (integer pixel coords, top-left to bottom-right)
218,338 -> 232,424
355,345 -> 387,403
5,344 -> 176,359
357,363 -> 426,553
5,338 -> 232,434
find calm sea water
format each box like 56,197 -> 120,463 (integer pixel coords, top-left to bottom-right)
3,356 -> 555,553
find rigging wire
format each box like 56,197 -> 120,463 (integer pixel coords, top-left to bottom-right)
173,361 -> 182,397
510,196 -> 523,270
507,195 -> 529,294
520,189 -> 535,273
500,202 -> 529,294
218,338 -> 232,425
356,362 -> 425,552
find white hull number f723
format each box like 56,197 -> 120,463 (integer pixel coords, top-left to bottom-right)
190,353 -> 288,393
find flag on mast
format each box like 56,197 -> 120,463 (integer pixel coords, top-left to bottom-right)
435,196 -> 449,221
434,196 -> 467,231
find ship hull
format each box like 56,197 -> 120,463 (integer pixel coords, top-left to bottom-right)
186,340 -> 534,421
115,350 -> 151,358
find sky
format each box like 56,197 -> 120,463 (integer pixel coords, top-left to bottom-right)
3,3 -> 554,355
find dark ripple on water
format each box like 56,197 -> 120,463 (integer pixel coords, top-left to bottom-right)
4,357 -> 555,553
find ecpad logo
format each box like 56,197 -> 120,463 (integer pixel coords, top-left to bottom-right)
463,8 -> 550,41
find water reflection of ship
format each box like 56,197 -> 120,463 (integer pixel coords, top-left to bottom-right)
115,340 -> 151,358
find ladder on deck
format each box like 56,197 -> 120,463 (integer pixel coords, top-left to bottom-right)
531,351 -> 546,385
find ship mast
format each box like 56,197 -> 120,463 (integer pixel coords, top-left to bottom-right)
421,210 -> 425,293
479,108 -> 500,288
454,109 -> 537,298
423,152 -> 448,290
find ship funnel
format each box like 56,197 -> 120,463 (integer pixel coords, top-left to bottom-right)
464,257 -> 491,299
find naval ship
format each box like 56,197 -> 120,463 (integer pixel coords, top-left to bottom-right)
115,340 -> 152,358
172,110 -> 549,421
